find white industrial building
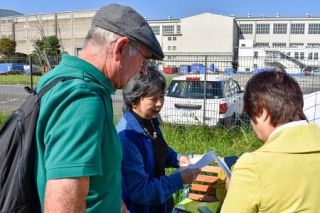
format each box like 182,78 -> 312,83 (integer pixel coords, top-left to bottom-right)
0,9 -> 320,72
237,16 -> 320,73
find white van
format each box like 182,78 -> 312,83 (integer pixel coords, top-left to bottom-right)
160,74 -> 244,126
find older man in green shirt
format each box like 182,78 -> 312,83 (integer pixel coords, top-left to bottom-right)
35,3 -> 164,213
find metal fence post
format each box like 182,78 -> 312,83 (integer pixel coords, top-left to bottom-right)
202,55 -> 208,125
28,55 -> 33,90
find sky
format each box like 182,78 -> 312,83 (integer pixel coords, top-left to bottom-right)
1,0 -> 320,19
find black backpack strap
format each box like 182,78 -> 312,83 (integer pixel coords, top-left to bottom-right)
37,77 -> 77,98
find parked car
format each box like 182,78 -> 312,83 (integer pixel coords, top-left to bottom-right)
160,74 -> 244,126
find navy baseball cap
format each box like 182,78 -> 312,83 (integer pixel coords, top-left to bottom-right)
92,4 -> 164,60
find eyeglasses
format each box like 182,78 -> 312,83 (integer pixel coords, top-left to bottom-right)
129,40 -> 151,70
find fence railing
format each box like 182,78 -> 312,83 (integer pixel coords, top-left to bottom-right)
0,55 -> 319,126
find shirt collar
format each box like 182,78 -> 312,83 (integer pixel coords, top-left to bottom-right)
268,120 -> 308,140
60,54 -> 116,94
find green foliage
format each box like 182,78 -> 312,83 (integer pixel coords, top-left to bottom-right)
32,35 -> 62,66
0,38 -> 16,57
13,52 -> 28,58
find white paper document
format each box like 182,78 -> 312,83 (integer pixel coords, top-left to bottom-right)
176,151 -> 232,178
189,151 -> 215,170
211,151 -> 231,178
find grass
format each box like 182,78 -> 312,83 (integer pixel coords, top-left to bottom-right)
0,74 -> 41,85
0,73 -> 170,86
0,112 -> 8,128
162,123 -> 260,157
165,76 -> 173,86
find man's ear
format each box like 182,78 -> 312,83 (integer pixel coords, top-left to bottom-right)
112,37 -> 130,61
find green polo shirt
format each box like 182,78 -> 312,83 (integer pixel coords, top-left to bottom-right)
35,54 -> 122,213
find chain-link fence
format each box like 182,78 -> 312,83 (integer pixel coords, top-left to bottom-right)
0,54 -> 319,126
155,55 -> 320,126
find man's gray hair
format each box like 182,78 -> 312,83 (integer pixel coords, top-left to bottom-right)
84,26 -> 138,56
85,26 -> 120,46
122,64 -> 166,111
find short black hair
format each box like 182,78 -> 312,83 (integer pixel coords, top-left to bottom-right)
122,64 -> 166,111
244,70 -> 306,127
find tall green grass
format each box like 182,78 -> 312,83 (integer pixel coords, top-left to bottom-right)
0,74 -> 41,85
162,123 -> 260,157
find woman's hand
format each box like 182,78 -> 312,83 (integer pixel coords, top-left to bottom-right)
179,155 -> 191,167
180,168 -> 201,184
121,200 -> 130,213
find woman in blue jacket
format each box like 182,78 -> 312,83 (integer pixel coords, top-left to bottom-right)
116,64 -> 199,213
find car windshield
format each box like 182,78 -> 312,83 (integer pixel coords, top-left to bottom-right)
166,80 -> 224,99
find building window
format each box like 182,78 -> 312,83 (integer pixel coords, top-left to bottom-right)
272,43 -> 286,48
173,36 -> 176,41
168,46 -> 171,51
168,37 -> 172,41
253,64 -> 258,68
308,52 -> 313,60
254,42 -> 269,48
287,52 -> 291,57
75,47 -> 82,56
172,46 -> 176,51
300,52 -> 304,60
256,24 -> 270,34
314,52 -> 319,60
150,25 -> 160,35
307,43 -> 320,48
290,43 -> 304,48
273,24 -> 287,34
294,52 -> 299,59
241,44 -> 246,47
239,24 -> 253,34
308,23 -> 320,34
163,25 -> 174,35
177,25 -> 181,34
254,51 -> 258,58
290,23 -> 305,34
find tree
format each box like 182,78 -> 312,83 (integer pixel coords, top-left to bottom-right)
32,35 -> 62,67
0,38 -> 16,57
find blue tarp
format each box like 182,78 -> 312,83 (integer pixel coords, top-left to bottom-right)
190,63 -> 206,74
224,68 -> 236,74
179,65 -> 191,73
0,63 -> 24,74
208,64 -> 218,73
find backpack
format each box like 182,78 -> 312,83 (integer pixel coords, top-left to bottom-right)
0,77 -> 75,213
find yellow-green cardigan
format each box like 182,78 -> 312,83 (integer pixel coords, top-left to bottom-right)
221,121 -> 320,213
